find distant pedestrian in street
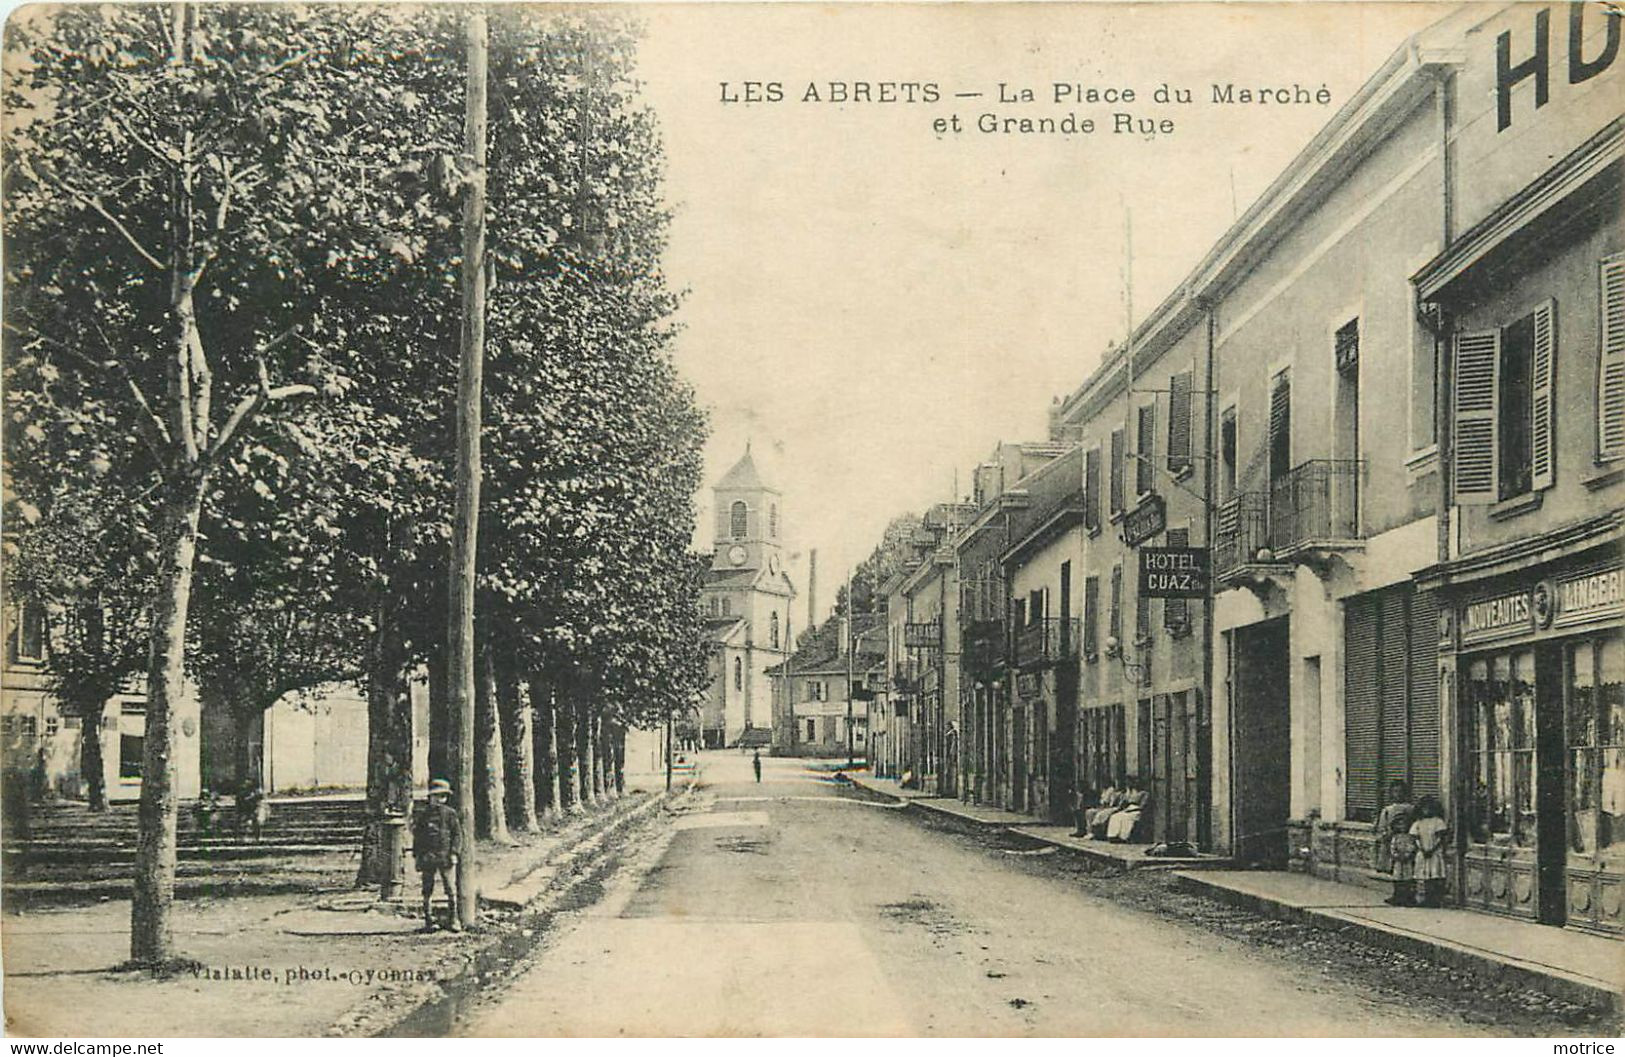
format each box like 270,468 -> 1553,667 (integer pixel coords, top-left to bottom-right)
752,749 -> 762,783
413,778 -> 464,932
1376,780 -> 1417,906
1410,796 -> 1449,908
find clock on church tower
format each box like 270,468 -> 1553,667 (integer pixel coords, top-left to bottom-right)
710,446 -> 784,574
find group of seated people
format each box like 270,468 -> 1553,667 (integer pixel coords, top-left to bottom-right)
1073,777 -> 1150,842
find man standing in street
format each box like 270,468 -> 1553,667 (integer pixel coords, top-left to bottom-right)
752,749 -> 762,784
413,778 -> 464,932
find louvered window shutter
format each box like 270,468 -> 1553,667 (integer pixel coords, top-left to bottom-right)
1136,403 -> 1156,496
1167,371 -> 1193,473
1109,565 -> 1122,640
1164,528 -> 1189,628
1600,257 -> 1625,461
1452,330 -> 1500,504
1084,447 -> 1102,530
1083,576 -> 1099,658
1268,370 -> 1292,482
1530,300 -> 1557,491
1109,430 -> 1125,514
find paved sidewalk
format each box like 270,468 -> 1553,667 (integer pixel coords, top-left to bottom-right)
1009,825 -> 1232,870
855,771 -> 1621,1013
847,773 -> 935,801
1174,869 -> 1624,1012
847,775 -> 1029,825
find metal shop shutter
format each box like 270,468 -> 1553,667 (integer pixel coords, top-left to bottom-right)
1344,592 -> 1382,820
1408,588 -> 1441,801
1379,588 -> 1411,797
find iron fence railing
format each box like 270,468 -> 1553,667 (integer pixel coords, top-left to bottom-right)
1268,459 -> 1363,553
1215,461 -> 1363,579
962,619 -> 1006,681
1013,618 -> 1076,670
1214,492 -> 1269,578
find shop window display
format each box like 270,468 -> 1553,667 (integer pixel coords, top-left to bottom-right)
1569,636 -> 1624,856
1466,650 -> 1536,845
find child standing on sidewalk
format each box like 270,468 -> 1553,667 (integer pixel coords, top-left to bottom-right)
1410,796 -> 1450,908
1376,780 -> 1417,906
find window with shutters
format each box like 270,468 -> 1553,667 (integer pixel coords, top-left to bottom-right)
1135,584 -> 1152,645
1343,584 -> 1440,822
1084,446 -> 1102,533
1108,565 -> 1122,647
1219,406 -> 1238,501
1167,371 -> 1194,476
1335,319 -> 1360,373
1268,369 -> 1292,484
1136,403 -> 1156,496
1499,314 -> 1536,500
1164,527 -> 1190,632
1452,300 -> 1556,504
730,501 -> 748,538
1109,429 -> 1126,515
1599,255 -> 1625,462
11,602 -> 46,664
1083,576 -> 1100,661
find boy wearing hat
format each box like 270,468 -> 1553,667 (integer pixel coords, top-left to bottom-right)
413,778 -> 464,931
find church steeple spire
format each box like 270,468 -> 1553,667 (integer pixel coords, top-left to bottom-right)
712,444 -> 783,571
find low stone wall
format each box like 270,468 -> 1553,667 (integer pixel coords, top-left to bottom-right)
1288,817 -> 1456,894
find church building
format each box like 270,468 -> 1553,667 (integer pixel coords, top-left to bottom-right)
699,447 -> 796,749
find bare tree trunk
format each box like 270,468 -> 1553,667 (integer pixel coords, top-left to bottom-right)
358,616 -> 414,886
473,636 -> 511,844
498,659 -> 537,833
612,723 -> 626,795
529,673 -> 561,820
426,637 -> 449,783
77,697 -> 108,812
130,479 -> 203,966
575,689 -> 596,808
556,673 -> 579,814
231,703 -> 261,794
595,711 -> 613,800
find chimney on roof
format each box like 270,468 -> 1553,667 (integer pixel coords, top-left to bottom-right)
838,615 -> 849,658
807,549 -> 818,631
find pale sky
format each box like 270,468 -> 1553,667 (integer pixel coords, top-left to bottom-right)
637,2 -> 1453,624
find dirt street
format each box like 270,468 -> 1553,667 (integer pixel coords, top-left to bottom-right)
459,752 -> 1544,1037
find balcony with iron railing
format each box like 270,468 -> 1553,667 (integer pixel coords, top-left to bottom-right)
1268,459 -> 1362,555
1215,459 -> 1364,585
1214,492 -> 1270,580
891,659 -> 922,695
1013,617 -> 1077,670
962,619 -> 1007,682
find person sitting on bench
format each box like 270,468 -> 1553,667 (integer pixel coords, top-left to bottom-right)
1106,779 -> 1149,843
1086,778 -> 1128,839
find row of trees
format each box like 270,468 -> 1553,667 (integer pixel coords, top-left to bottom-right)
3,4 -> 709,965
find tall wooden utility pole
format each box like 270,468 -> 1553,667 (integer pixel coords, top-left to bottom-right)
449,9 -> 488,930
846,567 -> 855,768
